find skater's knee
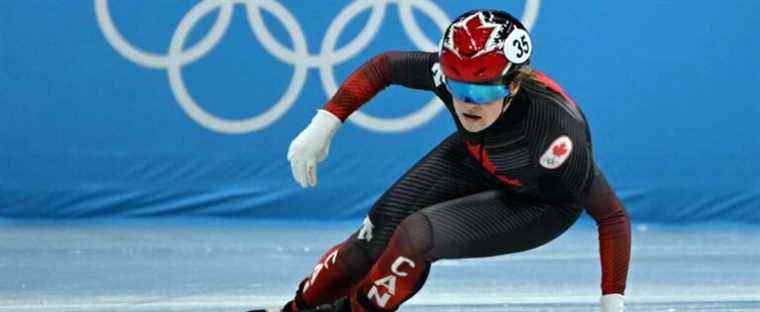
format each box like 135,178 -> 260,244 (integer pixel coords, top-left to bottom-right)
348,216 -> 385,259
334,240 -> 373,274
393,213 -> 434,259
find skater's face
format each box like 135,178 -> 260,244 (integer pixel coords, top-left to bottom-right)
452,81 -> 520,133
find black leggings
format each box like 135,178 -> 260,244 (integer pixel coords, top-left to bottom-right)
295,133 -> 583,310
353,132 -> 582,261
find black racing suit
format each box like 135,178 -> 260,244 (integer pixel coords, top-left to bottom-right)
287,51 -> 631,312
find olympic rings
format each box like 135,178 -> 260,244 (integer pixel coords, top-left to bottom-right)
94,0 -> 541,134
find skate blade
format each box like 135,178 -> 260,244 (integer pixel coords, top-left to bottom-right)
246,309 -> 279,312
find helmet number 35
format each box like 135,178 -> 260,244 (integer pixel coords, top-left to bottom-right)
513,35 -> 530,58
503,28 -> 532,64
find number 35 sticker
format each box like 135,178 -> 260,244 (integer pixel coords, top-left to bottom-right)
504,28 -> 532,64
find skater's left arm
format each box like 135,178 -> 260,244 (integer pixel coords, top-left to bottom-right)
530,97 -> 631,310
545,144 -> 631,308
581,169 -> 631,312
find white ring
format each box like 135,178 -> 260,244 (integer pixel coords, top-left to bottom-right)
94,0 -> 541,134
336,0 -> 449,133
167,0 -> 308,133
317,0 -> 388,67
522,0 -> 542,31
94,0 -> 234,68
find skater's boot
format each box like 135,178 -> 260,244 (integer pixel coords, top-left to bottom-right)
301,297 -> 352,312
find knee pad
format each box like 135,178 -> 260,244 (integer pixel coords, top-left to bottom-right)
300,240 -> 373,308
393,213 -> 434,259
355,213 -> 434,310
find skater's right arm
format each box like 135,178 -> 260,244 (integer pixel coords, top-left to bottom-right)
322,51 -> 439,121
288,51 -> 438,188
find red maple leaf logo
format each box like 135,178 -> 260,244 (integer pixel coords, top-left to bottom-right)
451,16 -> 497,57
552,143 -> 568,157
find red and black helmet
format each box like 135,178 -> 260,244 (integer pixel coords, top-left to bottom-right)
439,10 -> 532,83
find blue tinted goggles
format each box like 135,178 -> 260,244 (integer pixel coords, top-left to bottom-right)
445,79 -> 511,105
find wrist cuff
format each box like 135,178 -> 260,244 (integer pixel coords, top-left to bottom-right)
312,109 -> 342,137
601,293 -> 624,309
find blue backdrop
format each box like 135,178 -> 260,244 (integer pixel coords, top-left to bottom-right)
1,1 -> 758,223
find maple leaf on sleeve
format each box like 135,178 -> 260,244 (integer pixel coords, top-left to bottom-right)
553,143 -> 568,156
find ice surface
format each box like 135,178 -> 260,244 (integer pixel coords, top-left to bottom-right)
0,219 -> 758,311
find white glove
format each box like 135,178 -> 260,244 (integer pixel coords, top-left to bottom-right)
287,109 -> 342,188
600,294 -> 624,312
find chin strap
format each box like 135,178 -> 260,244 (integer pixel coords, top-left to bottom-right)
498,94 -> 515,119
500,79 -> 518,115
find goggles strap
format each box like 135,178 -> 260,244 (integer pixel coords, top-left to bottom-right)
501,93 -> 514,114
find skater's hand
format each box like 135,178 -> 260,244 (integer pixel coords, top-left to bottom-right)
600,294 -> 624,312
287,110 -> 341,188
